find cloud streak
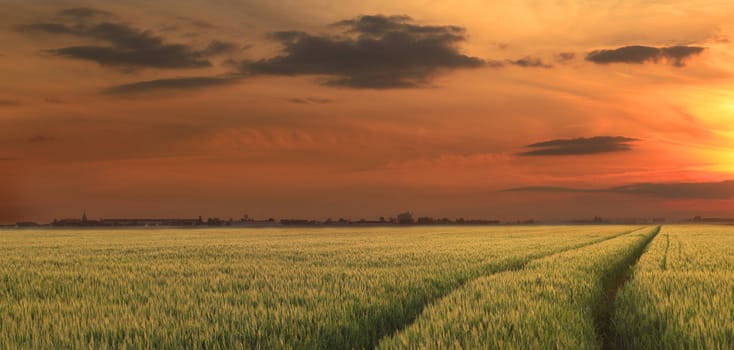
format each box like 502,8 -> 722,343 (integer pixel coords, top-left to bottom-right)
102,75 -> 242,95
505,180 -> 734,199
57,7 -> 115,20
175,16 -> 217,29
586,45 -> 705,66
519,136 -> 638,156
0,99 -> 20,106
28,135 -> 56,143
240,15 -> 485,88
287,97 -> 334,104
44,98 -> 66,104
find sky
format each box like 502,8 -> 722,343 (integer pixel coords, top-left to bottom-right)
2,0 -> 734,223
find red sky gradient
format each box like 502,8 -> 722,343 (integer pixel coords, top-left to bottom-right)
2,1 -> 734,223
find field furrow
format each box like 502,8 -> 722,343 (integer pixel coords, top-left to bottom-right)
377,226 -> 659,349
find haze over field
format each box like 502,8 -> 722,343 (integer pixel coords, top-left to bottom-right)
3,1 -> 734,223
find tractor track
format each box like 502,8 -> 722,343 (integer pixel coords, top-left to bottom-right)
596,225 -> 661,350
370,226 -> 650,349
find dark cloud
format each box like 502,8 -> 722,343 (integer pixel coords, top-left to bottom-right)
28,135 -> 56,143
45,22 -> 210,68
103,76 -> 241,95
240,15 -> 485,88
505,180 -> 734,199
507,56 -> 552,68
18,9 -> 239,69
556,52 -> 575,63
586,45 -> 705,66
519,136 -> 638,156
287,97 -> 334,104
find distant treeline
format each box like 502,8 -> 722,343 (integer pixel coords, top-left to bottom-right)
4,212 -> 681,228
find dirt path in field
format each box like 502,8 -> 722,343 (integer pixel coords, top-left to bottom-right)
372,226 -> 650,349
596,225 -> 661,350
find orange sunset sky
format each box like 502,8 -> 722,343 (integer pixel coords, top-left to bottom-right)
2,0 -> 734,223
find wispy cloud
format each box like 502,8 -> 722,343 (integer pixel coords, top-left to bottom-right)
586,45 -> 705,67
18,8 -> 240,69
175,16 -> 217,29
507,56 -> 552,68
555,52 -> 575,63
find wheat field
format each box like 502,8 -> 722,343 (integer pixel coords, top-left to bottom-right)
0,225 -> 731,349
